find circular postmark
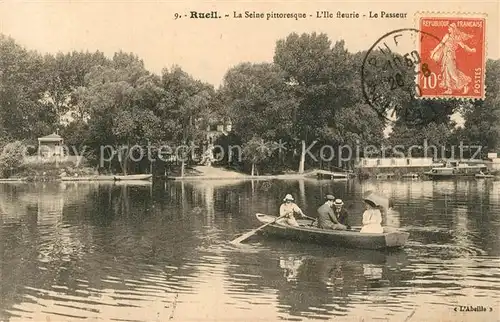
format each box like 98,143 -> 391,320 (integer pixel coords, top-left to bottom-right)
361,28 -> 441,122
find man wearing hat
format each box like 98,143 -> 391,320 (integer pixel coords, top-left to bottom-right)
278,194 -> 307,226
317,195 -> 347,230
332,199 -> 350,230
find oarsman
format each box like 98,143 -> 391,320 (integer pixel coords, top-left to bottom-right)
278,194 -> 307,226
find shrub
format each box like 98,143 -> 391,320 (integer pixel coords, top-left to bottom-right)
0,141 -> 27,177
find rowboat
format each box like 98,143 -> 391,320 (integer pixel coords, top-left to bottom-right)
475,173 -> 496,179
61,175 -> 115,181
402,173 -> 419,179
113,174 -> 152,181
255,213 -> 409,250
61,174 -> 152,181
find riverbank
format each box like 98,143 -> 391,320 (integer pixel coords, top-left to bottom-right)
170,173 -> 318,181
2,160 -> 154,182
167,166 -> 352,181
0,175 -> 153,183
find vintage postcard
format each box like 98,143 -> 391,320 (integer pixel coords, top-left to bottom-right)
0,1 -> 498,322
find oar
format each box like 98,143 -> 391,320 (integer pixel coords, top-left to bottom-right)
230,214 -> 286,245
302,215 -> 316,221
301,215 -> 317,225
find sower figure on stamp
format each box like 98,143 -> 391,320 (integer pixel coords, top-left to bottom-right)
430,22 -> 476,95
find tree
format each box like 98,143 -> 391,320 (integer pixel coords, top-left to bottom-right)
41,51 -> 110,130
274,33 -> 384,172
159,66 -> 215,176
457,59 -> 500,153
78,56 -> 160,174
388,122 -> 454,158
0,35 -> 50,139
221,62 -> 296,143
242,137 -> 278,176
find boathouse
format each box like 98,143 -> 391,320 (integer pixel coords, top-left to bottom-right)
38,133 -> 64,158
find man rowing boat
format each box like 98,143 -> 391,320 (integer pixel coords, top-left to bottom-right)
278,194 -> 307,226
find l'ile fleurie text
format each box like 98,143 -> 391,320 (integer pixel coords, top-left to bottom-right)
174,11 -> 407,20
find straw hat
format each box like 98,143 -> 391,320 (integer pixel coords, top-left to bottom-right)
333,199 -> 344,206
283,194 -> 294,201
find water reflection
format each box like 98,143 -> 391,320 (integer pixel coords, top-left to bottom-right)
0,179 -> 499,321
279,255 -> 304,282
226,239 -> 410,320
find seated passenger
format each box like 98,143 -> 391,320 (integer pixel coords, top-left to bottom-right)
332,199 -> 350,230
317,195 -> 347,230
360,198 -> 383,234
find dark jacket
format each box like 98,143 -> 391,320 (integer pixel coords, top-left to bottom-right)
317,203 -> 339,229
333,207 -> 350,228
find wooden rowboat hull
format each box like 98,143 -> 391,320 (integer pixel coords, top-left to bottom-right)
61,174 -> 152,182
113,174 -> 152,181
475,174 -> 495,179
61,175 -> 115,181
255,213 -> 409,250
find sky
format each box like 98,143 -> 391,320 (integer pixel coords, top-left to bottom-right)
1,0 -> 498,88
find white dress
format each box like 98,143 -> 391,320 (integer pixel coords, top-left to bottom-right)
360,209 -> 383,233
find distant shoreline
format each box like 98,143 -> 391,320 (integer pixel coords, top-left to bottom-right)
0,170 -> 350,182
168,173 -> 317,181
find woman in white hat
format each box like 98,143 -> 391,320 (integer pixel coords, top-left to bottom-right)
360,197 -> 383,234
278,194 -> 306,226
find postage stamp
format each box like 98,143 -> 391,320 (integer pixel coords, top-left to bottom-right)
416,12 -> 487,99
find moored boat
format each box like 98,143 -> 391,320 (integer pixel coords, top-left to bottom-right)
402,173 -> 419,179
424,167 -> 456,179
113,174 -> 152,181
424,161 -> 489,180
254,213 -> 409,250
61,174 -> 152,181
61,175 -> 115,181
475,173 -> 496,179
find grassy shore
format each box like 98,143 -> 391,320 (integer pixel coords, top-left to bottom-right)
5,159 -> 97,182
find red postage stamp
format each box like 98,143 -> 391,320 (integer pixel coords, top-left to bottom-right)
417,14 -> 486,99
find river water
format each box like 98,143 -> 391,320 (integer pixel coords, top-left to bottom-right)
0,179 -> 499,321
